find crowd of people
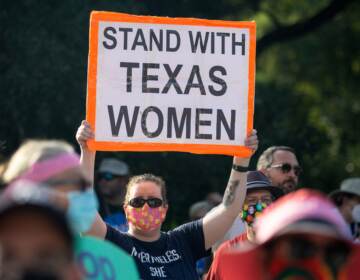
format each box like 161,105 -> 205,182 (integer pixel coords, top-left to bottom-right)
0,120 -> 359,279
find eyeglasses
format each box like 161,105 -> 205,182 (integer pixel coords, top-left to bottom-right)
246,197 -> 273,206
270,163 -> 302,176
97,172 -> 120,181
128,197 -> 163,208
288,237 -> 350,261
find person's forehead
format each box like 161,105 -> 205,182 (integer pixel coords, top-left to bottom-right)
129,181 -> 162,198
272,150 -> 298,164
246,189 -> 272,199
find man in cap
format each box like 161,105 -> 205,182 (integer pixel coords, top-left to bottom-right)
207,171 -> 283,279
213,189 -> 360,280
330,177 -> 360,241
0,181 -> 80,280
96,158 -> 130,231
257,146 -> 301,194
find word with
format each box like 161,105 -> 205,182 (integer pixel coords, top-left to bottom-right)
102,27 -> 246,55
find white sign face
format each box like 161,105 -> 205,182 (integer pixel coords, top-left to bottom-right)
87,12 -> 256,156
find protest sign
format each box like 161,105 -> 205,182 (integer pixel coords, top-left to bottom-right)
86,11 -> 256,156
75,236 -> 139,280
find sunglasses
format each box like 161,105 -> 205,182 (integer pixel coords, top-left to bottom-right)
98,172 -> 120,181
266,236 -> 351,269
128,197 -> 163,208
270,163 -> 302,176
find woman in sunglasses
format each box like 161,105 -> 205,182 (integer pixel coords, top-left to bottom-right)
76,120 -> 258,280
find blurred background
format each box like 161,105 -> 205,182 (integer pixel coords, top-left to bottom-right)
0,0 -> 359,228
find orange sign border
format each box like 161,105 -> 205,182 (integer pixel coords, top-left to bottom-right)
86,11 -> 256,157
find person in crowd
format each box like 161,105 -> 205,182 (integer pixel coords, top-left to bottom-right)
188,200 -> 214,278
205,192 -> 223,208
330,177 -> 360,241
210,170 -> 283,253
256,146 -> 301,194
189,200 -> 213,221
76,120 -> 258,280
211,189 -> 360,280
96,157 -> 130,231
0,181 -> 80,280
0,139 -> 99,234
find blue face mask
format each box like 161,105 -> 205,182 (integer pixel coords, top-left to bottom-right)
66,189 -> 99,234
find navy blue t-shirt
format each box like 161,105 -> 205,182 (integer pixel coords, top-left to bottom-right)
104,212 -> 128,232
105,220 -> 207,280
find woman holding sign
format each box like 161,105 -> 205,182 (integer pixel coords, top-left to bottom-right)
76,120 -> 258,280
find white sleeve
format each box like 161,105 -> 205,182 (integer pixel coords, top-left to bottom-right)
211,216 -> 245,253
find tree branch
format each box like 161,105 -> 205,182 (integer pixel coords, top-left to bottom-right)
264,9 -> 284,28
257,0 -> 355,56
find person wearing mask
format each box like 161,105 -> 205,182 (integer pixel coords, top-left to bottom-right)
1,139 -> 99,235
256,146 -> 301,194
188,200 -> 214,278
96,158 -> 130,231
330,177 -> 360,241
211,189 -> 360,280
76,120 -> 259,280
207,171 -> 283,279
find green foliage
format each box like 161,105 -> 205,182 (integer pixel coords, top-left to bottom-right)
0,0 -> 359,227
256,1 -> 360,192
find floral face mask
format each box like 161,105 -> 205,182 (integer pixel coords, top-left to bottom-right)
241,202 -> 268,226
125,203 -> 167,231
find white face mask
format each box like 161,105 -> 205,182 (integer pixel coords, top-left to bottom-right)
351,204 -> 360,223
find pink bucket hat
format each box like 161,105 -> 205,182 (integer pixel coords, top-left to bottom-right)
218,189 -> 360,280
254,188 -> 352,244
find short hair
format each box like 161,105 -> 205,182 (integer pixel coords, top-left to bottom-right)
124,173 -> 168,205
257,146 -> 296,170
2,140 -> 74,183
